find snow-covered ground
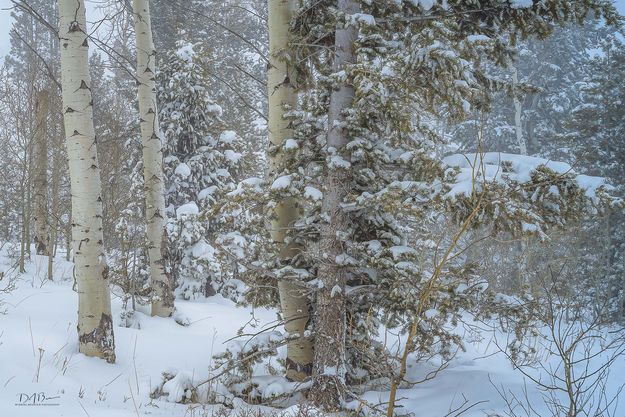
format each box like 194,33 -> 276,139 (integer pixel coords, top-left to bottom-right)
1,247 -> 623,417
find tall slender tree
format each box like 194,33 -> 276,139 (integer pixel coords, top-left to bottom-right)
32,89 -> 49,256
58,0 -> 115,362
132,0 -> 174,318
309,0 -> 359,406
267,0 -> 313,382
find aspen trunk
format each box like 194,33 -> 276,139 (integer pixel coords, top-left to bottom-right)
33,90 -> 50,256
526,93 -> 540,154
24,163 -> 32,261
132,0 -> 174,318
19,211 -> 27,272
20,145 -> 32,273
268,0 -> 313,382
65,220 -> 71,261
19,175 -> 28,273
48,120 -> 63,280
511,67 -> 528,291
310,0 -> 359,409
58,0 -> 115,363
512,67 -> 527,156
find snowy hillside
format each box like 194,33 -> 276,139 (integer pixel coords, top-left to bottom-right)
1,249 -> 623,417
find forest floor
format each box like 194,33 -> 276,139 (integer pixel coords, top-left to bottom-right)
0,247 -> 623,417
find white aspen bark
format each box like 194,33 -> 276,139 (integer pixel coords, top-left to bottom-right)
65,218 -> 72,262
526,94 -> 540,152
33,90 -> 50,256
132,0 -> 174,318
310,0 -> 359,409
48,120 -> 63,280
268,0 -> 313,382
58,0 -> 115,363
511,68 -> 528,290
19,169 -> 29,273
512,67 -> 527,156
20,143 -> 33,273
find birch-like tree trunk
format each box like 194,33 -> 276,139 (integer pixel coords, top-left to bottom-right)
58,0 -> 115,363
268,0 -> 313,382
19,136 -> 33,273
19,163 -> 30,274
512,67 -> 527,156
132,0 -> 174,318
33,90 -> 50,256
48,120 -> 63,280
511,67 -> 528,289
309,0 -> 359,409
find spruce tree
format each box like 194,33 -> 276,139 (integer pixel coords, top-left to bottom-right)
282,0 -> 621,407
563,38 -> 625,315
158,41 -> 242,299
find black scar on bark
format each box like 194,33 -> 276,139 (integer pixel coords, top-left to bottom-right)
285,357 -> 313,380
34,236 -> 47,256
69,22 -> 81,33
78,312 -> 116,363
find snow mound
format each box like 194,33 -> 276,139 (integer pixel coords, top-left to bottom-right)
271,175 -> 292,190
220,130 -> 237,144
176,202 -> 199,218
304,186 -> 323,201
174,162 -> 191,178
